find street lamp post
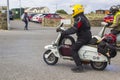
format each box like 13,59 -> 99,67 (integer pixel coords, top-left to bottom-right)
7,0 -> 10,30
19,0 -> 22,18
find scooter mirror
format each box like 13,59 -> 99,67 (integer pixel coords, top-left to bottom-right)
101,22 -> 108,26
56,23 -> 64,28
56,23 -> 65,32
60,23 -> 64,27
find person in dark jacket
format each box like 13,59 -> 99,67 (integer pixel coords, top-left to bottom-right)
61,4 -> 92,72
23,12 -> 29,30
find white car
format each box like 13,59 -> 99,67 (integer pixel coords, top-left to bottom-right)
31,14 -> 43,22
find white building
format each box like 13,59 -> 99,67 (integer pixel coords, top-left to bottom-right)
25,7 -> 50,14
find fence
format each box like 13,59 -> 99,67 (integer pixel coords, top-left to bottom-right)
42,17 -> 103,27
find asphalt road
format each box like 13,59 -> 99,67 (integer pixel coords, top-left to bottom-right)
0,20 -> 120,80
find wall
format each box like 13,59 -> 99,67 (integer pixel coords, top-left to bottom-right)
42,18 -> 61,27
0,6 -> 7,30
42,14 -> 105,27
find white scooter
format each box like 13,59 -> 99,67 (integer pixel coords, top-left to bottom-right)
93,22 -> 120,47
43,23 -> 111,70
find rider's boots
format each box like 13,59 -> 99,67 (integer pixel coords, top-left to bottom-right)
71,65 -> 84,73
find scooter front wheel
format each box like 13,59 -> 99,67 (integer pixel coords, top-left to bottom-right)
91,62 -> 107,70
43,50 -> 58,65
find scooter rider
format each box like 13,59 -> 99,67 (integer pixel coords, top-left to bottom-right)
98,5 -> 120,58
61,4 -> 92,72
109,5 -> 120,35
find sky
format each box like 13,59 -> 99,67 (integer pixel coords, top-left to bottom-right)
0,0 -> 120,14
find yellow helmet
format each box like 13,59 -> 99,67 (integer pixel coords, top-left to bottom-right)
72,4 -> 84,17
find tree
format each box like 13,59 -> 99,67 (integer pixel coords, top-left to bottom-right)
56,9 -> 68,14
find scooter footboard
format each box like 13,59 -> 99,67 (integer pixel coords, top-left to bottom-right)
78,46 -> 108,62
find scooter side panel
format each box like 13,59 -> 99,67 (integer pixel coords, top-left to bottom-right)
117,34 -> 120,44
78,46 -> 108,62
44,45 -> 54,49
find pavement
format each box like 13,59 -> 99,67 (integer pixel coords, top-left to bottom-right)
0,20 -> 120,80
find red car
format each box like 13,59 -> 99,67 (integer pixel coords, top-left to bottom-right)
38,13 -> 63,23
103,14 -> 114,23
44,13 -> 63,19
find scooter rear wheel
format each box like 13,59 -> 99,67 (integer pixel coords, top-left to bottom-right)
91,62 -> 107,70
43,50 -> 58,65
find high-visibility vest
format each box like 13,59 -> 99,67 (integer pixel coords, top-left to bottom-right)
113,11 -> 120,24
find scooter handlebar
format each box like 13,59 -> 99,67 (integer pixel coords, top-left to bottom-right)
101,22 -> 108,26
60,23 -> 64,27
56,23 -> 64,28
56,27 -> 64,32
56,23 -> 65,32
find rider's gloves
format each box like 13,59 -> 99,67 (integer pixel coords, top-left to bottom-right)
62,27 -> 77,36
56,28 -> 64,32
105,23 -> 112,27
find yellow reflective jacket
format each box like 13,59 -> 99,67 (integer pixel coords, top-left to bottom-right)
110,11 -> 120,31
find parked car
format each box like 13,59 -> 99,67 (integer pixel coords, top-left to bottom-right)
31,13 -> 63,23
31,14 -> 43,23
103,14 -> 113,24
38,15 -> 46,23
9,11 -> 14,20
44,13 -> 63,19
38,13 -> 63,23
28,13 -> 37,21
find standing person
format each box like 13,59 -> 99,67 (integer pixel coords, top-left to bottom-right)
61,4 -> 92,72
22,12 -> 29,30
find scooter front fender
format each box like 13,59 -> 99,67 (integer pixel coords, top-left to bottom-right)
44,45 -> 54,50
44,45 -> 60,58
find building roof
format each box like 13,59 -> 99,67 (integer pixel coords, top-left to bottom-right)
29,7 -> 49,11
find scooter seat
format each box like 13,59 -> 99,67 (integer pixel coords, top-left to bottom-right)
88,37 -> 98,45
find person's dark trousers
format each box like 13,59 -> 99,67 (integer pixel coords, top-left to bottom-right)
111,29 -> 120,35
71,40 -> 86,66
24,21 -> 28,30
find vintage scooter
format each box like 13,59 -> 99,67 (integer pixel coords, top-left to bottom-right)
43,23 -> 112,71
93,22 -> 120,48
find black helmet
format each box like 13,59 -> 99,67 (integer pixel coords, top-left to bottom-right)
109,5 -> 119,15
117,5 -> 120,10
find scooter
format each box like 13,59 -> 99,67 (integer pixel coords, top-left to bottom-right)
43,23 -> 112,71
92,22 -> 120,46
